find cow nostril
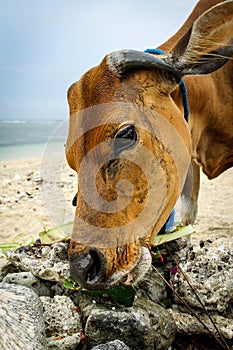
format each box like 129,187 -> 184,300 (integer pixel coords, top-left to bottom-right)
85,251 -> 101,283
70,249 -> 102,286
72,193 -> 77,206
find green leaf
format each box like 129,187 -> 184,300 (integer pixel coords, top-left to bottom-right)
63,276 -> 136,306
0,243 -> 20,254
84,285 -> 136,307
63,275 -> 136,306
0,221 -> 74,254
63,277 -> 82,290
39,221 -> 73,243
151,250 -> 161,259
64,278 -> 75,289
0,233 -> 36,254
153,224 -> 194,246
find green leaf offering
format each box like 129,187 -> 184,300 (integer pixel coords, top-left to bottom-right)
64,277 -> 136,307
84,285 -> 136,307
0,233 -> 36,254
0,243 -> 20,254
63,277 -> 82,291
39,221 -> 73,244
153,224 -> 194,246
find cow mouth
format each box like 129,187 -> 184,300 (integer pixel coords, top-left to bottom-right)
106,246 -> 152,289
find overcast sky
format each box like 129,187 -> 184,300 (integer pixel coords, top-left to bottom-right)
1,0 -> 197,121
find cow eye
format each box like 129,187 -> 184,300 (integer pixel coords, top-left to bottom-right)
114,125 -> 137,157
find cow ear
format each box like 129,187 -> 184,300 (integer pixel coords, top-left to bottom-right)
168,0 -> 233,75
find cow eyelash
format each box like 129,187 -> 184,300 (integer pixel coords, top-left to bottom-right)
114,125 -> 137,157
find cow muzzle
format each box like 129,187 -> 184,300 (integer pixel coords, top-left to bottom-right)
68,239 -> 152,289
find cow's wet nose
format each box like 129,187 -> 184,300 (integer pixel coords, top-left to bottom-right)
69,249 -> 103,286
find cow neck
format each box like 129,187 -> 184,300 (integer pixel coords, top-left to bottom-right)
144,48 -> 189,122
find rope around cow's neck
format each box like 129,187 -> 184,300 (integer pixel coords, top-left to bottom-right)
144,48 -> 189,122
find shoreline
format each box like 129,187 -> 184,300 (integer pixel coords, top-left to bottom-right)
0,141 -> 65,162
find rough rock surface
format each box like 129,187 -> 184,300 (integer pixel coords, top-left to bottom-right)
169,309 -> 233,340
47,334 -> 81,350
0,253 -> 18,280
84,297 -> 176,350
0,283 -> 47,350
91,340 -> 130,349
171,238 -> 233,311
41,295 -> 81,336
3,271 -> 52,296
136,267 -> 167,303
41,295 -> 82,349
6,242 -> 70,284
0,242 -> 176,350
0,238 -> 232,349
169,237 -> 233,339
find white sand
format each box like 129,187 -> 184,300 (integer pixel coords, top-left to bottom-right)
0,157 -> 76,244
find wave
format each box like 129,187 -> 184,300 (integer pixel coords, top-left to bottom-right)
1,120 -> 26,124
0,119 -> 67,147
0,119 -> 63,125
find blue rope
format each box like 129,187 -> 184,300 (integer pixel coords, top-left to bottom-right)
180,80 -> 189,122
144,48 -> 189,122
144,48 -> 165,55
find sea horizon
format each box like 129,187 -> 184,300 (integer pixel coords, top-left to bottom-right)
0,119 -> 68,161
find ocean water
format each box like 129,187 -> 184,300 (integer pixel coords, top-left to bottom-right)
0,120 -> 68,161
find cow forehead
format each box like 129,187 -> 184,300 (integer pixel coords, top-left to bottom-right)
68,54 -> 178,116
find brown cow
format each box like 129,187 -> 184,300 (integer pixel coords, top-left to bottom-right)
66,0 -> 233,289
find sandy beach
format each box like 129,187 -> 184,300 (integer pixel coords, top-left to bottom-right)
0,156 -> 233,245
0,156 -> 76,244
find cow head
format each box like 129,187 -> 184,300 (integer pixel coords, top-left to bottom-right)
66,1 -> 233,289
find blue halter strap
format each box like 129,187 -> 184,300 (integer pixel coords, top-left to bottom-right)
144,48 -> 189,123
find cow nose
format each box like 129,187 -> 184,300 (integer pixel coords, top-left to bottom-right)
69,249 -> 103,286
